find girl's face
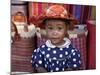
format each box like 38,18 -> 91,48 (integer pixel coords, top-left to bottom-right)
45,19 -> 68,46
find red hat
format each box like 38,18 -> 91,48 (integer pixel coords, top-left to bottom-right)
30,5 -> 78,27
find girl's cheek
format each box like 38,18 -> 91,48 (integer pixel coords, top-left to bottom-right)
48,32 -> 52,36
46,31 -> 51,37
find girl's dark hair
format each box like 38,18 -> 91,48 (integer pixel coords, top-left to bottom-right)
43,18 -> 74,30
43,18 -> 71,26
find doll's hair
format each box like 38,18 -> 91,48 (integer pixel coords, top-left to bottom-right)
15,11 -> 24,16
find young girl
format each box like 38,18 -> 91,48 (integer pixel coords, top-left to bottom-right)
31,5 -> 81,73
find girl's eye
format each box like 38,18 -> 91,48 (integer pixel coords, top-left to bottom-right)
58,27 -> 62,30
48,27 -> 53,30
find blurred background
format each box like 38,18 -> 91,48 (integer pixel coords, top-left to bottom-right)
11,0 -> 96,74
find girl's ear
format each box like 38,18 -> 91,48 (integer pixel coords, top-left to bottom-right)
68,21 -> 75,30
65,25 -> 69,38
65,32 -> 69,38
65,21 -> 75,30
66,25 -> 69,30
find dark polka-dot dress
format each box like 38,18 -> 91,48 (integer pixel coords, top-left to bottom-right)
31,43 -> 81,72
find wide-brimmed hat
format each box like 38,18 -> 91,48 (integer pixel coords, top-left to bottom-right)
29,5 -> 78,27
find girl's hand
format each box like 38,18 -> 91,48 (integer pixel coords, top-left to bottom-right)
65,68 -> 73,71
36,67 -> 47,73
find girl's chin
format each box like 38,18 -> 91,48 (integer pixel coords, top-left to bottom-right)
51,40 -> 63,46
50,39 -> 65,46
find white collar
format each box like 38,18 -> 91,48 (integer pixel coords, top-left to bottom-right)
45,38 -> 71,48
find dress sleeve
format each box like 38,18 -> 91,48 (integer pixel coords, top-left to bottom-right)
67,45 -> 81,70
31,48 -> 44,68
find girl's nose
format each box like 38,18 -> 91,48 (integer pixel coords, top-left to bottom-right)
52,30 -> 58,36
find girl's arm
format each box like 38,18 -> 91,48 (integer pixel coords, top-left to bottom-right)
65,44 -> 81,71
31,48 -> 47,73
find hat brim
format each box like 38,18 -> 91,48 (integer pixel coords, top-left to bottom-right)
29,15 -> 78,27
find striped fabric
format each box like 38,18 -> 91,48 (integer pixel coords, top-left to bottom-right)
11,38 -> 36,72
29,2 -> 96,24
70,34 -> 87,69
72,5 -> 82,23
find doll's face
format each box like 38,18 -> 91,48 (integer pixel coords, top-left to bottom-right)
14,12 -> 25,22
45,19 -> 68,46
